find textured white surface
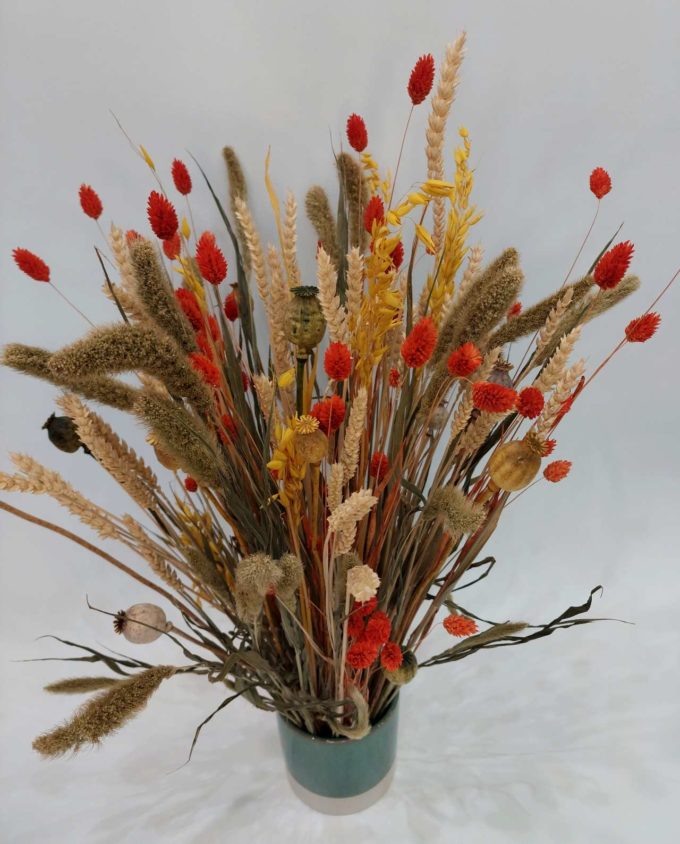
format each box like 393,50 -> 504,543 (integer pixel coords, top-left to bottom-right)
1,1 -> 679,842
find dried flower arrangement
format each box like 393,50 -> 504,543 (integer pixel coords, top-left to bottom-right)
1,32 -> 676,761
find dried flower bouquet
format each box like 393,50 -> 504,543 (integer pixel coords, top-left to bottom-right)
1,33 -> 675,758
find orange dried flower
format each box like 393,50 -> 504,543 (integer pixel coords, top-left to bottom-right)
380,642 -> 403,672
443,614 -> 478,637
593,241 -> 634,290
544,460 -> 572,482
369,451 -> 390,481
590,167 -> 612,199
79,184 -> 103,220
126,230 -> 142,243
219,413 -> 237,444
516,387 -> 544,419
12,248 -> 50,282
162,232 -> 181,260
364,195 -> 385,233
355,597 -> 377,617
310,395 -> 346,434
346,113 -> 368,152
365,610 -> 391,646
324,342 -> 352,380
223,290 -> 239,321
171,158 -> 192,195
207,314 -> 220,342
196,232 -> 227,285
188,352 -> 220,387
390,240 -> 404,269
542,438 -> 557,457
389,368 -> 402,388
184,476 -> 198,492
507,301 -> 522,318
447,342 -> 482,378
347,610 -> 366,639
175,288 -> 203,331
625,312 -> 661,343
472,381 -> 518,413
401,317 -> 437,368
346,638 -> 379,670
408,54 -> 435,105
147,191 -> 178,240
196,330 -> 213,359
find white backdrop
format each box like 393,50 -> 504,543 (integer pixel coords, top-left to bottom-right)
1,1 -> 679,842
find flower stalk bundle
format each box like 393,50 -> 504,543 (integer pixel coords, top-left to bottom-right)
2,34 -> 676,756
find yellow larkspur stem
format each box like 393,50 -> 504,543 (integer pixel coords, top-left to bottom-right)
139,145 -> 156,171
181,217 -> 191,239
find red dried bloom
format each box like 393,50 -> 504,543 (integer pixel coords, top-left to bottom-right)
544,460 -> 572,483
310,395 -> 346,434
147,191 -> 178,240
189,352 -> 220,387
471,381 -> 518,413
196,232 -> 228,285
507,301 -> 522,318
79,184 -> 103,220
184,476 -> 198,492
389,367 -> 402,388
447,341 -> 482,378
593,241 -> 634,290
365,610 -> 391,646
390,240 -> 404,269
590,167 -> 612,199
324,342 -> 352,380
369,451 -> 390,481
196,330 -> 213,359
346,638 -> 379,670
355,597 -> 377,617
347,610 -> 366,640
174,288 -> 203,331
346,113 -> 368,152
443,614 -> 478,637
542,438 -> 557,457
162,232 -> 181,260
171,158 -> 192,195
364,195 -> 385,234
12,248 -> 50,282
401,316 -> 437,368
625,312 -> 661,343
380,642 -> 403,672
218,413 -> 237,444
408,53 -> 435,105
223,290 -> 239,321
205,314 -> 219,342
516,387 -> 545,419
126,230 -> 142,243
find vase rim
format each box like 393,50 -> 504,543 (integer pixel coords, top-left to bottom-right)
277,693 -> 399,745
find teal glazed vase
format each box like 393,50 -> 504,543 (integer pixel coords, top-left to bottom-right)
277,696 -> 399,814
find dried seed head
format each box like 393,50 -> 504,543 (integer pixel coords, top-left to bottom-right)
114,603 -> 169,644
423,485 -> 485,535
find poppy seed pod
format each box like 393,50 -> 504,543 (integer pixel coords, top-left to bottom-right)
114,603 -> 170,644
383,650 -> 418,685
488,432 -> 543,492
42,413 -> 90,455
294,429 -> 328,464
285,286 -> 326,358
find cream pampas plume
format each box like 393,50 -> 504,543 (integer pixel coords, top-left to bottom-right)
2,344 -> 137,411
317,247 -> 349,344
33,666 -> 175,757
223,147 -> 251,272
133,392 -> 223,487
426,33 -> 467,250
128,240 -> 196,353
57,393 -> 159,511
47,324 -> 213,416
341,387 -> 368,482
305,186 -> 340,269
234,197 -> 269,309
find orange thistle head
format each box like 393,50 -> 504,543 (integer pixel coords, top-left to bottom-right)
12,248 -> 50,282
223,290 -> 239,322
381,642 -> 403,671
324,342 -> 352,380
625,312 -> 661,343
365,610 -> 391,645
195,232 -> 227,285
443,614 -> 478,637
188,352 -> 220,387
369,451 -> 390,481
346,638 -> 379,670
447,342 -> 482,378
162,232 -> 181,260
507,301 -> 522,318
175,288 -> 203,331
593,241 -> 634,290
78,184 -> 103,220
184,476 -> 198,492
364,195 -> 385,234
472,381 -> 518,413
401,317 -> 437,368
590,167 -> 612,199
171,159 -> 192,195
310,395 -> 346,434
147,191 -> 178,240
544,460 -> 572,482
542,438 -> 557,457
390,240 -> 405,269
516,387 -> 544,419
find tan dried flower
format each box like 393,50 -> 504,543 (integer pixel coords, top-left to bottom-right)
346,564 -> 380,602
